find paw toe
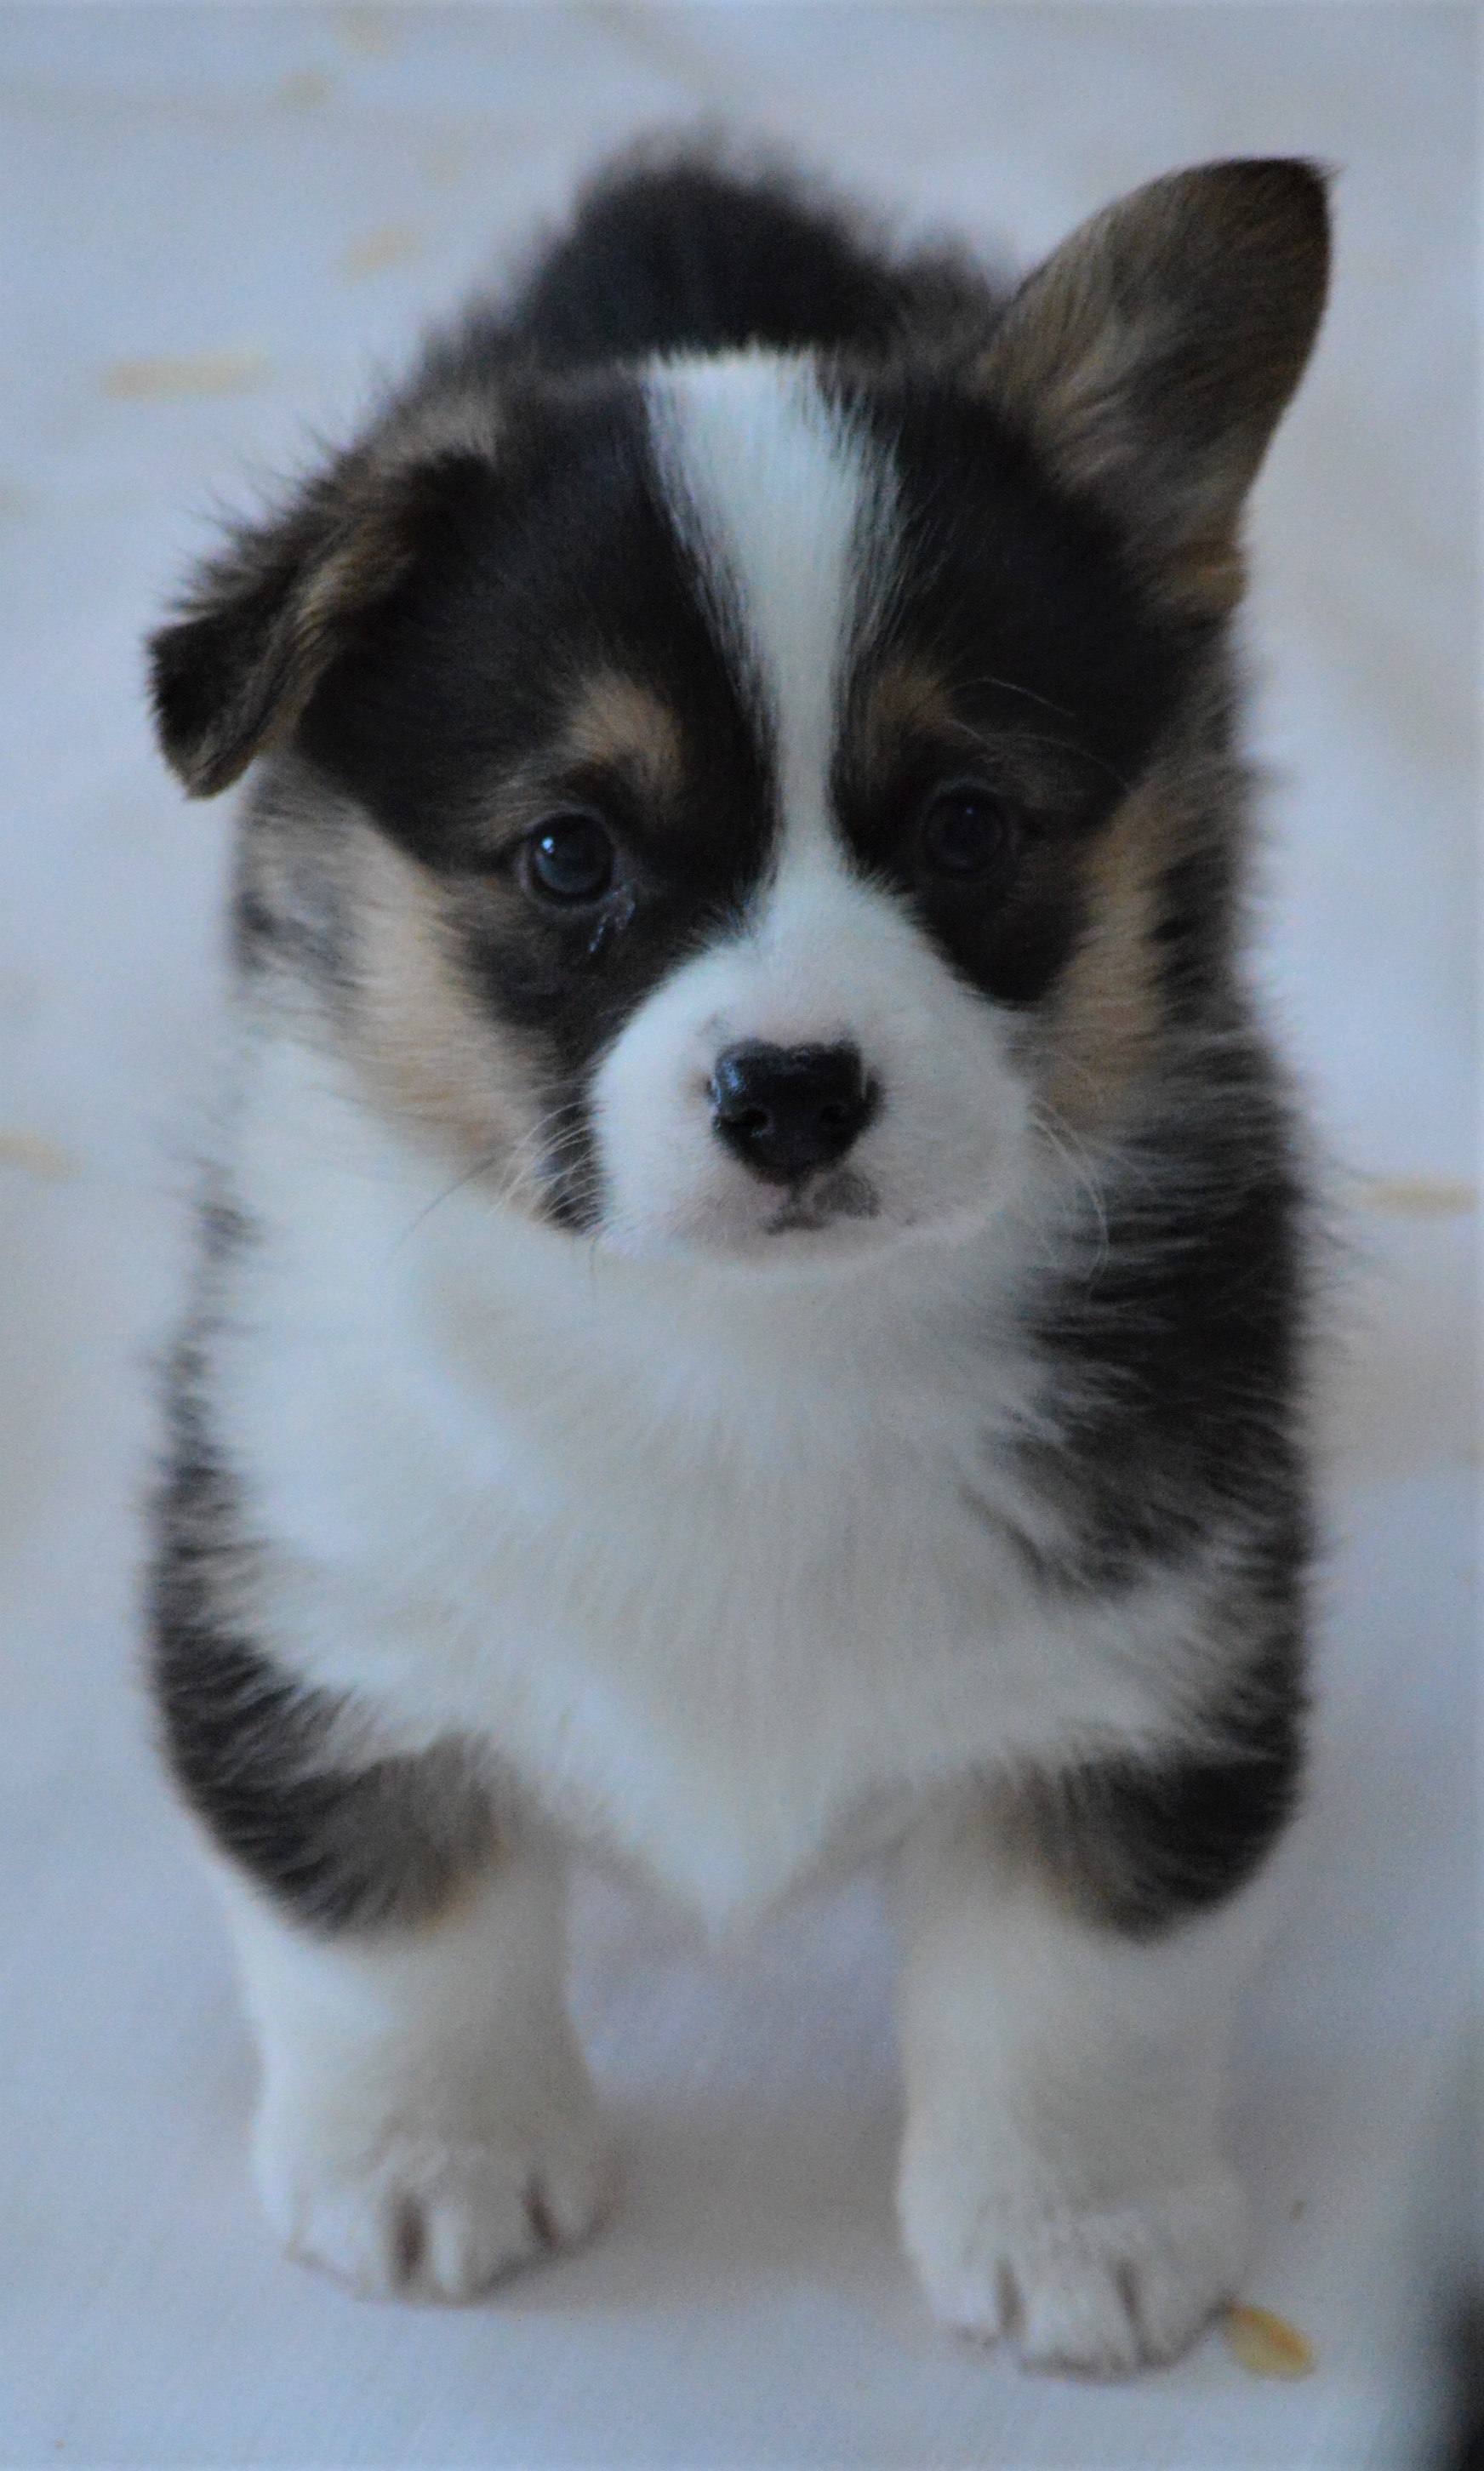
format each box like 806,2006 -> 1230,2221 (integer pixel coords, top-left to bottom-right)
265,2122 -> 609,2303
913,2171 -> 1247,2377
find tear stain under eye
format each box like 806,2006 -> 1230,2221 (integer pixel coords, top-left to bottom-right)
584,904 -> 628,963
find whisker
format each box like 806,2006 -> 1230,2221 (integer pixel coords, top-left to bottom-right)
391,1147 -> 511,1250
928,704 -> 1132,797
1030,1099 -> 1111,1270
391,1095 -> 593,1248
954,673 -> 1080,726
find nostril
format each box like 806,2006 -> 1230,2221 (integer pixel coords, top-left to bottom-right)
711,1041 -> 875,1184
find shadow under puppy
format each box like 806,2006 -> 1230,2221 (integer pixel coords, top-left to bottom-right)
148,149 -> 1328,2375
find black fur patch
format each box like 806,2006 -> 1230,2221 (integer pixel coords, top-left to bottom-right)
151,1326 -> 496,1936
836,375 -> 1208,1010
442,154 -> 996,378
1020,1613 -> 1305,1937
1018,1040 -> 1312,1589
990,1032 -> 1313,1935
1150,827 -> 1242,1024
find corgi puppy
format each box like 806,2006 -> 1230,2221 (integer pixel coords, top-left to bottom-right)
148,150 -> 1328,2375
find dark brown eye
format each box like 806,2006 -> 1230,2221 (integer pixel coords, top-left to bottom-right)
918,785 -> 1019,885
524,812 -> 615,905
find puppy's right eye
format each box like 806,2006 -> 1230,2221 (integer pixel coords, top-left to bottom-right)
523,813 -> 616,905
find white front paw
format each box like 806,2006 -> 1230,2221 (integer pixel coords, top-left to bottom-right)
255,2097 -> 611,2303
901,2159 -> 1247,2376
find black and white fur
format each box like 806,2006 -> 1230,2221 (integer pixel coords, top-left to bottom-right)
147,150 -> 1328,2373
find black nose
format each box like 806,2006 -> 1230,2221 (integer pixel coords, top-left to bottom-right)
710,1041 -> 874,1184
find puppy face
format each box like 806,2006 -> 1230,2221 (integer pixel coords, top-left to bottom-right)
260,360 -> 1192,1261
585,356 -> 1195,1258
152,162 -> 1328,1264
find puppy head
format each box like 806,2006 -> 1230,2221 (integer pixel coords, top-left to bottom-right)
151,160 -> 1327,1264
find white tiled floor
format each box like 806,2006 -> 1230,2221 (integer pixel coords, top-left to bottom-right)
0,8 -> 1476,2464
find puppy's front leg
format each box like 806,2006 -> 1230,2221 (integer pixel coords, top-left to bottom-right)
896,1799 -> 1259,2374
217,1844 -> 609,2302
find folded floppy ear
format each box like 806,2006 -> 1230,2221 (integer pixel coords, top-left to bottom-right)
978,158 -> 1330,613
149,445 -> 483,797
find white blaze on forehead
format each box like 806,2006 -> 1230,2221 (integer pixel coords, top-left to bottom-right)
644,353 -> 893,859
596,359 -> 1026,1263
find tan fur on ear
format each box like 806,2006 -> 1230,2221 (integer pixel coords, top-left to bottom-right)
979,160 -> 1330,612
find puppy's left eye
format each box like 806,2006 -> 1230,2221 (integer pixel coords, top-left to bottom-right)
524,812 -> 616,905
917,785 -> 1019,886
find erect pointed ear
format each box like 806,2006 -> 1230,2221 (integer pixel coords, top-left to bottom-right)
148,439 -> 491,798
977,159 -> 1330,613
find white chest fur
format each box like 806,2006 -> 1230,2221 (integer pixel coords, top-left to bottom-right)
210,1030 -> 1201,1926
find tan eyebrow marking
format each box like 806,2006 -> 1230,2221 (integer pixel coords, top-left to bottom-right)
560,672 -> 683,799
854,657 -> 957,767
